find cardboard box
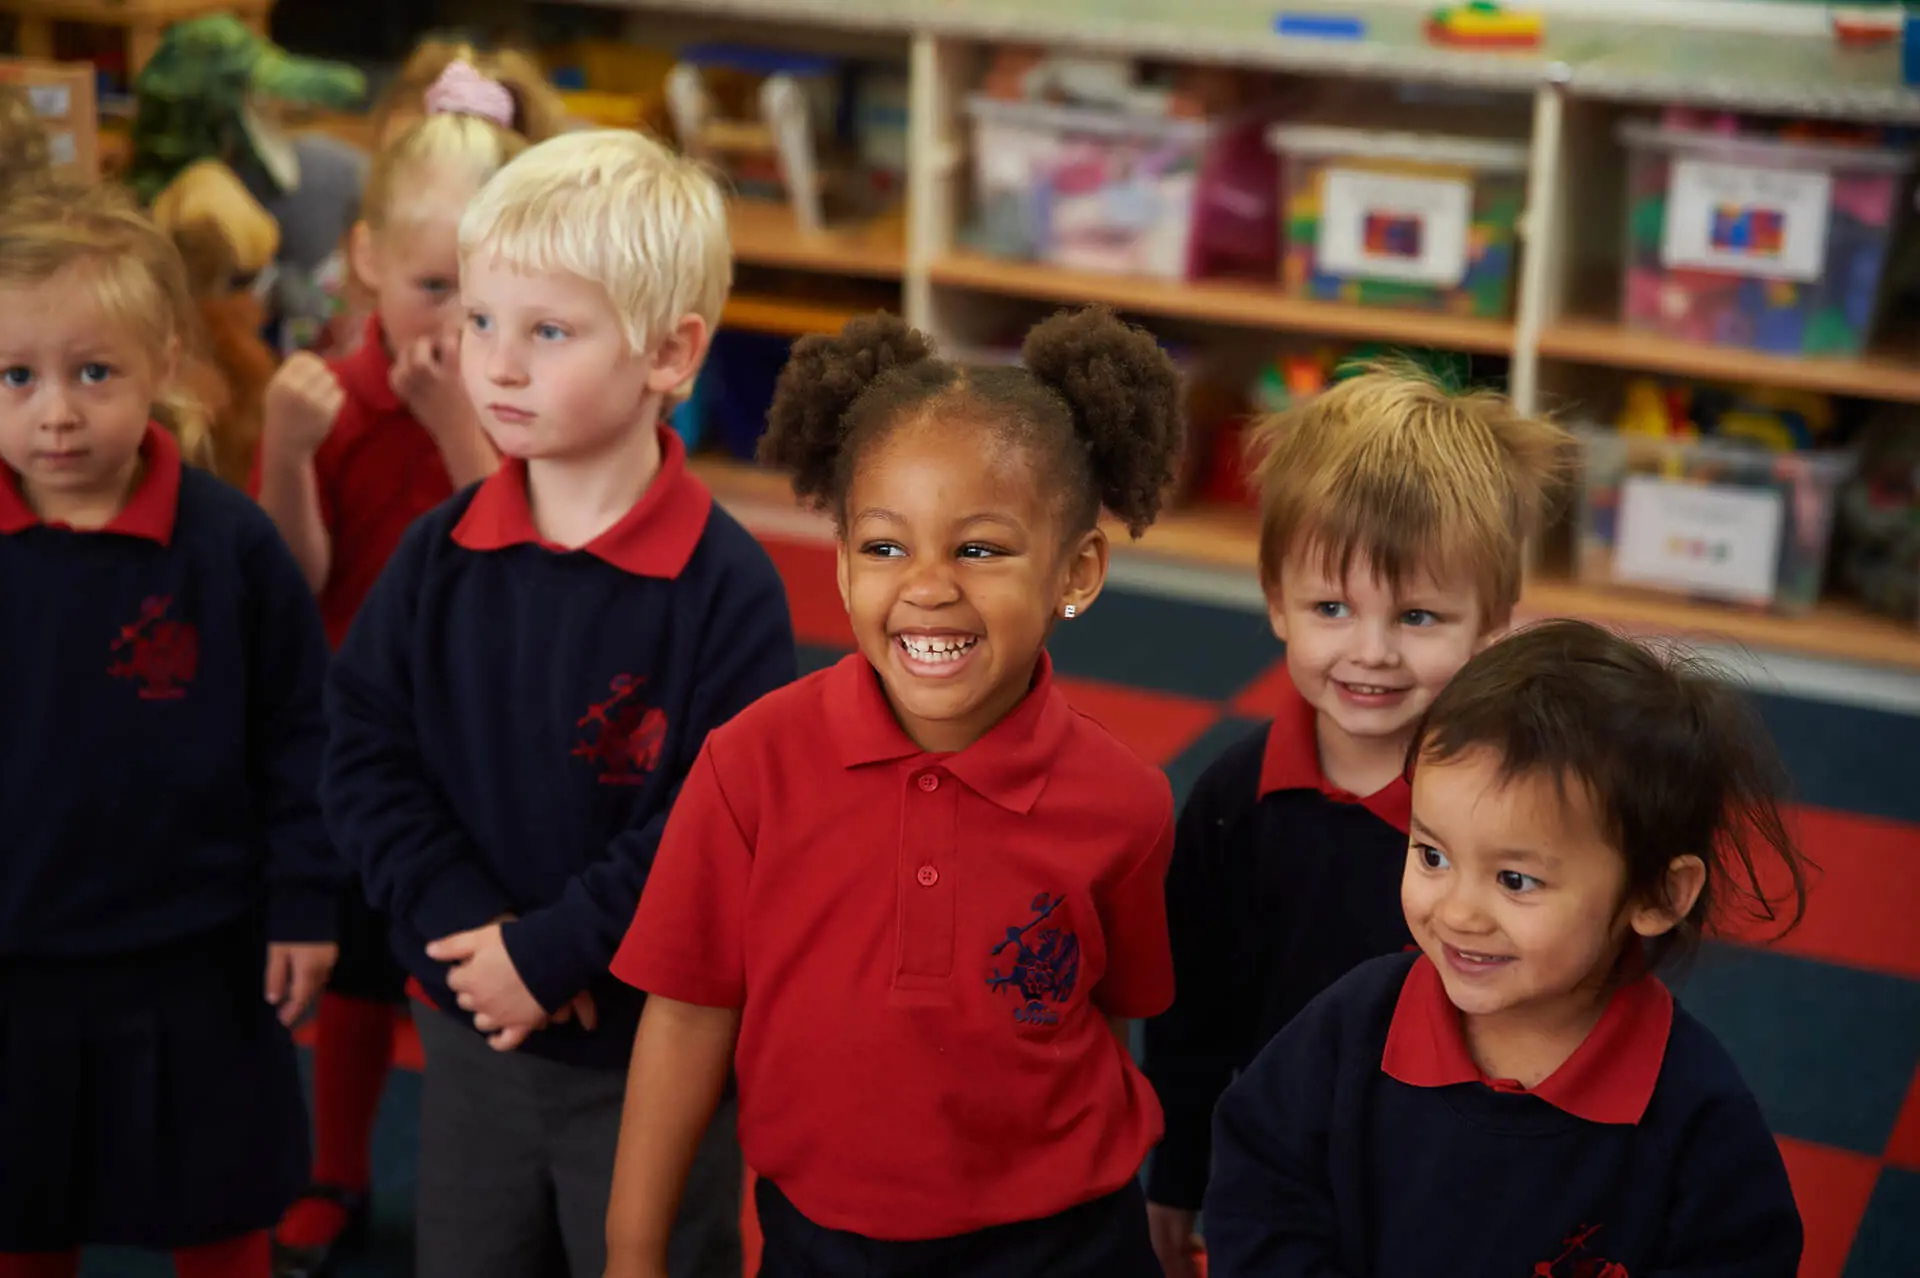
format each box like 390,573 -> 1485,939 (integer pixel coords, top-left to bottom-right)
0,58 -> 99,181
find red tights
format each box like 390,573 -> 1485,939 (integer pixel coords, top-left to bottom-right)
0,1229 -> 270,1278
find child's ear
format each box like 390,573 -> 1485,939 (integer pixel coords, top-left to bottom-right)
1628,854 -> 1707,938
644,313 -> 712,397
1265,585 -> 1288,644
1058,527 -> 1109,620
348,221 -> 381,292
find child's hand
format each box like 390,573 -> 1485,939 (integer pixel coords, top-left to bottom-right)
264,941 -> 338,1028
1148,1203 -> 1201,1278
551,990 -> 600,1031
427,922 -> 546,1051
390,328 -> 474,443
263,352 -> 345,458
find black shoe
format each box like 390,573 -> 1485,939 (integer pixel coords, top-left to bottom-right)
271,1184 -> 370,1278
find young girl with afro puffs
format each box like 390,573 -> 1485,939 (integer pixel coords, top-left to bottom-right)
605,305 -> 1188,1278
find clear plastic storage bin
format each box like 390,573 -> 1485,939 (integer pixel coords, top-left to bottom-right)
1617,120 -> 1915,357
1575,425 -> 1856,614
1266,124 -> 1529,318
965,95 -> 1224,280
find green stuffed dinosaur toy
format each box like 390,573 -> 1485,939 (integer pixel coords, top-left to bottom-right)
128,14 -> 366,206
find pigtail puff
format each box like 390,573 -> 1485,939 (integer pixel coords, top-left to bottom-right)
759,311 -> 936,511
1021,305 -> 1184,538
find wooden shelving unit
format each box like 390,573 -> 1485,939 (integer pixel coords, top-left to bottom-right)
728,201 -> 906,279
721,294 -> 876,338
928,253 -> 1518,355
1537,316 -> 1920,405
691,455 -> 1920,672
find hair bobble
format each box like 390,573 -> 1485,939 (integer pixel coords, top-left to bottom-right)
423,59 -> 516,129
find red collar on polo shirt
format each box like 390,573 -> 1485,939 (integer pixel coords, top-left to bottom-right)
451,425 -> 713,579
335,314 -> 401,414
1258,669 -> 1411,833
0,423 -> 183,543
1381,953 -> 1674,1125
822,649 -> 1073,815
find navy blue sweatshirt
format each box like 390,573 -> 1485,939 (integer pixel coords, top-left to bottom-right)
1206,951 -> 1803,1278
322,430 -> 796,1069
0,426 -> 337,956
1143,674 -> 1412,1210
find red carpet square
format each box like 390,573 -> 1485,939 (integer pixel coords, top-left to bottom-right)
1776,1136 -> 1882,1278
1056,675 -> 1223,769
1718,805 -> 1920,982
760,537 -> 852,649
1884,1066 -> 1920,1172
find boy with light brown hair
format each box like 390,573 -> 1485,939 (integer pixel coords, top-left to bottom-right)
1141,366 -> 1573,1278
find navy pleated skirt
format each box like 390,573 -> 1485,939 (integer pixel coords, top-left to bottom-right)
0,917 -> 310,1251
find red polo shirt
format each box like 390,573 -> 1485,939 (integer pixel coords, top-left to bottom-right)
249,316 -> 454,648
613,651 -> 1175,1240
1382,952 -> 1673,1124
1260,669 -> 1412,831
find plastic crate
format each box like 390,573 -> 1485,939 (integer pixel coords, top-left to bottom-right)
1575,425 -> 1856,614
1617,120 -> 1915,357
965,95 -> 1224,280
1266,124 -> 1528,318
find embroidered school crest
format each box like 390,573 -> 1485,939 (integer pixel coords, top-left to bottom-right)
1532,1224 -> 1628,1278
108,595 -> 198,699
986,892 -> 1081,1027
572,674 -> 667,786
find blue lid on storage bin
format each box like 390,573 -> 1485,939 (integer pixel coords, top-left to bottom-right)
678,43 -> 838,77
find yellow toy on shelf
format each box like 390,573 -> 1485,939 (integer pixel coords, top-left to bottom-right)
1426,2 -> 1545,49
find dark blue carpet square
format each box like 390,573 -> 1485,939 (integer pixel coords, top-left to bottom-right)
1843,1167 -> 1920,1278
1048,589 -> 1277,701
1753,691 -> 1920,825
1162,714 -> 1266,809
798,642 -> 851,678
1673,943 -> 1920,1155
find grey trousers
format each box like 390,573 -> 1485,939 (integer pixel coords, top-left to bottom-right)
414,1005 -> 742,1278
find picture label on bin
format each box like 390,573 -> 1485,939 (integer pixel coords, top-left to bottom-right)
1614,475 -> 1783,606
1317,169 -> 1472,287
1662,159 -> 1832,284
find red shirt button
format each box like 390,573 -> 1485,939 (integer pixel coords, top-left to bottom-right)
917,773 -> 940,792
916,865 -> 939,887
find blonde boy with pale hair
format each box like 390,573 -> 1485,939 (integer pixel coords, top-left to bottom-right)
1140,367 -> 1574,1278
321,127 -> 797,1278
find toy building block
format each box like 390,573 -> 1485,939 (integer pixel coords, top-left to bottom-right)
1425,2 -> 1544,49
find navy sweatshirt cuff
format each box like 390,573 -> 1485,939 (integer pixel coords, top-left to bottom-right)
1147,1120 -> 1211,1210
409,861 -> 515,945
267,885 -> 338,945
501,910 -> 609,1014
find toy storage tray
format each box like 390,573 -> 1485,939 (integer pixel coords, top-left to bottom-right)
1574,425 -> 1855,614
1266,124 -> 1529,318
964,95 -> 1223,280
1617,120 -> 1915,357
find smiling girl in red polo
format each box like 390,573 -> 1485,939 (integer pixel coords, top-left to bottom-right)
607,307 -> 1186,1277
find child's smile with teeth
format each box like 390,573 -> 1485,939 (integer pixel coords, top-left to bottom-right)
898,633 -> 979,663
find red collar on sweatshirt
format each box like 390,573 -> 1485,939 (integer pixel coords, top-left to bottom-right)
1257,670 -> 1411,833
823,649 -> 1072,814
0,423 -> 182,543
451,426 -> 712,579
1381,952 -> 1674,1125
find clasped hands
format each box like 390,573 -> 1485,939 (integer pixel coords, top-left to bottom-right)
425,916 -> 598,1053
